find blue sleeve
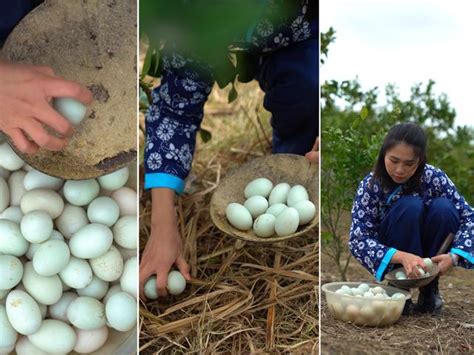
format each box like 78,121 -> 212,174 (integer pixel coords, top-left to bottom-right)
144,50 -> 214,193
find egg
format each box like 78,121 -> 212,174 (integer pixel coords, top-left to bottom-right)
5,290 -> 42,335
28,319 -> 77,353
15,336 -> 50,355
8,171 -> 26,206
265,203 -> 287,217
292,200 -> 316,225
372,300 -> 386,317
350,287 -> 364,296
244,178 -> 273,198
363,291 -> 374,298
330,301 -> 345,318
168,271 -> 186,295
73,325 -> 109,353
0,166 -> 9,180
253,213 -> 276,238
77,276 -> 109,300
0,305 -> 17,349
69,223 -> 113,259
20,210 -> 53,243
0,143 -> 24,171
113,215 -> 137,249
244,195 -> 268,219
226,203 -> 253,231
105,292 -> 136,331
67,297 -> 106,330
286,185 -> 309,206
22,262 -> 62,305
395,270 -> 407,280
371,286 -> 385,295
359,305 -> 376,323
31,239 -> 69,277
0,255 -> 23,289
89,246 -> 124,282
120,257 -> 137,298
274,207 -> 299,237
23,169 -> 63,191
423,258 -> 433,270
0,206 -> 23,223
55,203 -> 89,239
0,219 -> 29,256
268,183 -> 291,205
59,257 -> 93,289
373,293 -> 385,299
97,167 -> 129,191
144,276 -> 158,300
335,288 -> 351,296
345,304 -> 360,322
357,283 -> 370,293
87,197 -> 120,227
53,97 -> 87,125
102,284 -> 122,305
63,179 -> 100,206
340,285 -> 352,294
48,292 -> 78,322
391,292 -> 406,300
0,177 -> 9,213
20,189 -> 64,219
110,187 -> 137,216
416,266 -> 426,277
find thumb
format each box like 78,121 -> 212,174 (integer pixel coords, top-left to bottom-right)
175,255 -> 191,281
305,150 -> 319,163
431,255 -> 443,262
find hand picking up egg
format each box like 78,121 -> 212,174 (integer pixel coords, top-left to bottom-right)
395,258 -> 435,280
0,150 -> 137,354
144,271 -> 187,300
225,177 -> 316,238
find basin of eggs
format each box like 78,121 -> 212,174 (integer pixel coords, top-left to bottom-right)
394,258 -> 434,280
324,282 -> 408,327
225,178 -> 316,238
0,142 -> 137,354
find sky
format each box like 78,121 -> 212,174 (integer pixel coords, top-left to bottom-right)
321,0 -> 473,127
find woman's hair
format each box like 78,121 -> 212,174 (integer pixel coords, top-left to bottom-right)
372,122 -> 428,192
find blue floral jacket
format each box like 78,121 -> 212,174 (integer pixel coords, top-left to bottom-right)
144,0 -> 316,193
349,164 -> 474,280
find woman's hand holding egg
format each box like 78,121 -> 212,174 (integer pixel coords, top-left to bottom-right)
392,251 -> 428,279
431,254 -> 455,275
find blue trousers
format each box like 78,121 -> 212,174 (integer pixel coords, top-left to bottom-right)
0,1 -> 37,43
380,196 -> 460,257
255,38 -> 318,155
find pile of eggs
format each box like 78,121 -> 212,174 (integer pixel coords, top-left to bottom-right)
225,178 -> 316,238
327,283 -> 407,326
0,142 -> 137,354
143,270 -> 187,300
395,258 -> 434,280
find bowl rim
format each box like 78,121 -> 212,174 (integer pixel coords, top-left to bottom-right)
322,281 -> 411,301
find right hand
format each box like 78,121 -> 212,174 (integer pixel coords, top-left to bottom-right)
139,189 -> 191,300
392,250 -> 428,278
0,61 -> 93,154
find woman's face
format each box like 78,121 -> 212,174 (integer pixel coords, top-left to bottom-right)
384,142 -> 420,184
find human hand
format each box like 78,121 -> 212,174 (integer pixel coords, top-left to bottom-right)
305,136 -> 319,163
431,254 -> 454,275
392,250 -> 428,278
0,61 -> 93,154
139,189 -> 191,300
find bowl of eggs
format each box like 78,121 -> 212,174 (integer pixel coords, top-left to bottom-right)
384,257 -> 439,289
322,282 -> 411,327
210,154 -> 318,243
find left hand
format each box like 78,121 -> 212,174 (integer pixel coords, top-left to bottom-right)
431,254 -> 454,275
305,136 -> 319,163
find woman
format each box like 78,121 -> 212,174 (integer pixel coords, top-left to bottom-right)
349,122 -> 473,314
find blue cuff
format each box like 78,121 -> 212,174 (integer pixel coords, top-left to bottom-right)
375,248 -> 398,281
450,248 -> 474,265
144,173 -> 185,194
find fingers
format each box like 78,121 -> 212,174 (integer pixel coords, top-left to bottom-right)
156,271 -> 168,297
32,102 -> 74,137
312,136 -> 319,151
138,264 -> 153,301
43,78 -> 93,105
32,65 -> 56,77
431,255 -> 443,263
21,118 -> 69,151
175,255 -> 191,281
7,128 -> 39,155
305,150 -> 319,163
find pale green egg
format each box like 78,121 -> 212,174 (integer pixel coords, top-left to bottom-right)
53,98 -> 87,125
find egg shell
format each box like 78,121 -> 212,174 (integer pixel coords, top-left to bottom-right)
73,325 -> 109,353
417,266 -> 426,277
340,285 -> 352,293
48,292 -> 77,322
22,262 -> 62,305
59,257 -> 93,289
97,167 -> 129,191
87,197 -> 120,227
0,166 -> 9,180
363,291 -> 374,298
359,305 -> 376,323
168,270 -> 186,295
244,178 -> 273,198
226,203 -> 253,231
23,169 -> 63,191
63,179 -> 100,206
374,293 -> 385,299
0,206 -> 23,223
8,170 -> 26,206
0,255 -> 23,289
0,143 -> 24,171
77,276 -> 109,300
335,288 -> 351,296
268,183 -> 291,205
144,277 -> 158,300
20,210 -> 53,244
113,215 -> 137,249
357,283 -> 370,292
371,286 -> 385,295
0,305 -> 17,348
345,304 -> 360,322
395,271 -> 407,280
28,319 -> 76,353
244,195 -> 268,219
69,223 -> 113,259
253,213 -> 276,238
20,189 -> 64,219
423,258 -> 433,270
286,185 -> 309,206
274,207 -> 299,237
351,288 -> 364,296
6,290 -> 42,335
55,204 -> 88,239
67,297 -> 106,330
16,336 -> 52,355
53,97 -> 87,125
292,200 -> 316,225
120,257 -> 137,299
110,187 -> 137,216
391,292 -> 406,300
102,284 -> 122,304
0,177 -> 9,213
32,240 -> 70,276
89,246 -> 124,282
105,292 -> 136,331
0,220 -> 28,256
265,203 -> 287,217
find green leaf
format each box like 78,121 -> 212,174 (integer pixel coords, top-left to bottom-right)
360,106 -> 369,120
199,129 -> 212,143
228,84 -> 238,103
